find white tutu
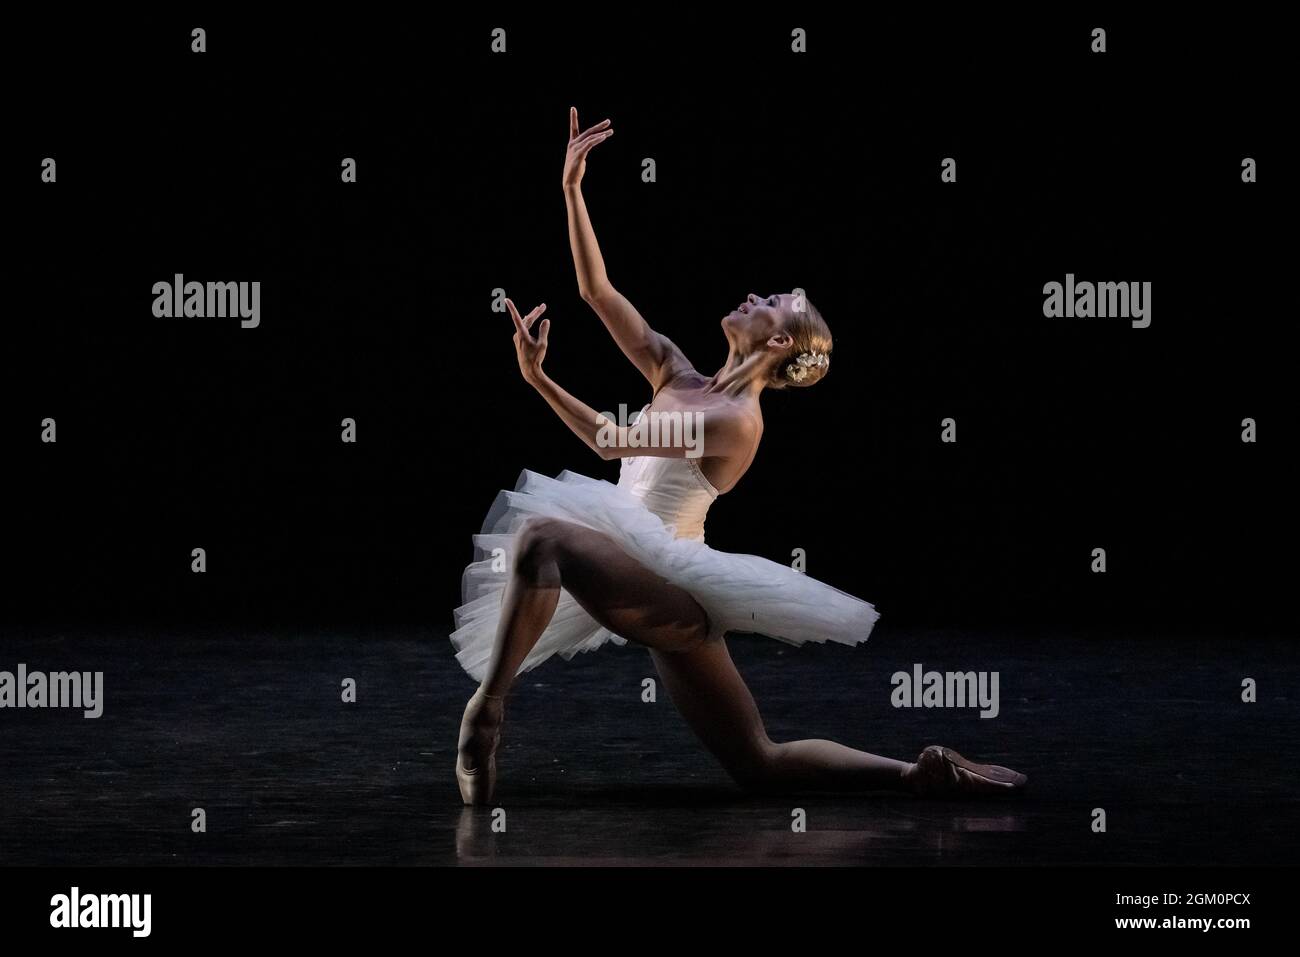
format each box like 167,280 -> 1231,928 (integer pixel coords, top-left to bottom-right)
450,468 -> 880,681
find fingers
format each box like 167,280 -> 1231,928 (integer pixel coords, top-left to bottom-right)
504,297 -> 526,336
537,317 -> 550,347
522,302 -> 547,331
573,129 -> 613,159
574,118 -> 612,144
505,298 -> 548,338
569,106 -> 578,141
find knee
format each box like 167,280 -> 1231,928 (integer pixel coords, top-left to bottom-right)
656,612 -> 711,653
685,616 -> 711,650
514,517 -> 571,582
723,738 -> 783,792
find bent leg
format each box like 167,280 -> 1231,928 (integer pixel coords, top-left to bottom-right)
461,516 -> 713,797
478,517 -> 711,697
650,639 -> 915,794
459,516 -> 715,799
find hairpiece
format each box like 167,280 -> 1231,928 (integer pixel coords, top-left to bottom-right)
784,351 -> 829,383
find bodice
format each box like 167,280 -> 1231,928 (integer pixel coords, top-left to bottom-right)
615,406 -> 720,542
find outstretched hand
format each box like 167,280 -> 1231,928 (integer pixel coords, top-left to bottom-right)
563,107 -> 614,189
507,297 -> 549,384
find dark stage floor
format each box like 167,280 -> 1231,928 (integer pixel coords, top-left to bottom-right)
1,626 -> 1295,866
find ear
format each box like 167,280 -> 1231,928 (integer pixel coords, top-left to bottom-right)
767,331 -> 794,351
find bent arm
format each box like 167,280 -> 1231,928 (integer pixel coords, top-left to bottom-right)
529,370 -> 751,464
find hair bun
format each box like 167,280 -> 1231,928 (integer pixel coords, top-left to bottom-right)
784,351 -> 830,383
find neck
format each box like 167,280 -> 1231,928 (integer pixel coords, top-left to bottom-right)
706,344 -> 772,400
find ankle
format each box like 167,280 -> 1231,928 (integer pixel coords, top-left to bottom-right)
465,689 -> 505,732
900,761 -> 921,792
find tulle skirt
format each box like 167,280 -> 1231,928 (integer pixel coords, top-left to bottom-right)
450,469 -> 880,681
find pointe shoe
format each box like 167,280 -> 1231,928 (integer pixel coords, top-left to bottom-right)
907,745 -> 1028,797
456,689 -> 504,806
455,753 -> 495,807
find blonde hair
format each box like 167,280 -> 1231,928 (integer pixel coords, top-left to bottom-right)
771,297 -> 832,389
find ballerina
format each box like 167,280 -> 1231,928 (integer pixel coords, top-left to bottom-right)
451,108 -> 1027,805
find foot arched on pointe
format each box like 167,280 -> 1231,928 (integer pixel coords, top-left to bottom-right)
904,745 -> 1028,797
456,688 -> 505,806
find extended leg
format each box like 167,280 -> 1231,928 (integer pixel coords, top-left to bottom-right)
649,639 -> 915,793
650,643 -> 1027,795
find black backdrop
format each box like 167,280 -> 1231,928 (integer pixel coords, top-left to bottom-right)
5,12 -> 1288,636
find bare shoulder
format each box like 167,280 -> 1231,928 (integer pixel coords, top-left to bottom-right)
698,399 -> 762,465
704,401 -> 760,434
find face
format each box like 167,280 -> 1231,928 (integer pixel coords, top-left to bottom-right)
722,292 -> 793,352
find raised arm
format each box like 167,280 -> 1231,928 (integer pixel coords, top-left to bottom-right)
563,107 -> 688,392
507,298 -> 749,463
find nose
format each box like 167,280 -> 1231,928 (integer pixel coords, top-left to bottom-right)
747,293 -> 759,304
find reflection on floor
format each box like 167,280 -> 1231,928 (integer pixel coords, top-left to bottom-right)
1,626 -> 1294,866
